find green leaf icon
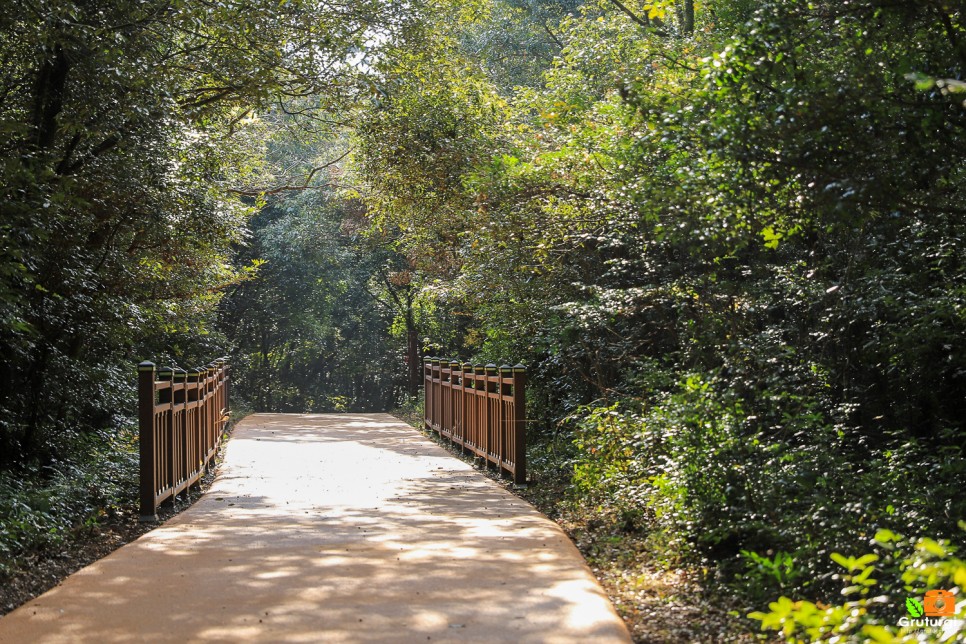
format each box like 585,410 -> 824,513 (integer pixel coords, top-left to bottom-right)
906,597 -> 925,618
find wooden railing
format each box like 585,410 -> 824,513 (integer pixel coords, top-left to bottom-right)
137,359 -> 230,521
423,358 -> 527,484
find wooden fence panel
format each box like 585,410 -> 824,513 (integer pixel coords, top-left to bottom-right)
138,359 -> 230,521
423,358 -> 526,484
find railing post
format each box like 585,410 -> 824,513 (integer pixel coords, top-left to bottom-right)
432,357 -> 442,432
511,364 -> 527,485
500,364 -> 512,477
462,361 -> 473,451
138,361 -> 158,522
213,360 -> 223,428
423,357 -> 431,430
222,357 -> 230,421
486,364 -> 498,467
202,365 -> 212,449
474,364 -> 487,460
449,360 -> 461,444
157,366 -> 174,511
188,367 -> 202,484
441,359 -> 451,439
173,368 -> 187,493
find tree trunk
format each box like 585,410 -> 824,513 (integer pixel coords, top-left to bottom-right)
405,290 -> 420,397
682,0 -> 694,35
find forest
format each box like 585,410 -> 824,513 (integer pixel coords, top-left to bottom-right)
1,0 -> 965,640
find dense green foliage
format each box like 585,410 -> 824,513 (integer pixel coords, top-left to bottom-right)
349,0 -> 966,621
0,0 -> 413,464
0,429 -> 138,575
2,0 -> 964,633
750,529 -> 966,641
221,190 -> 410,412
0,0 -> 414,567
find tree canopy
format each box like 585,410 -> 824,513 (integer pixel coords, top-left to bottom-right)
0,0 -> 416,462
2,0 -> 965,638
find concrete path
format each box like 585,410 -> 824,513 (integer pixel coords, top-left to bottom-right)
0,413 -> 631,643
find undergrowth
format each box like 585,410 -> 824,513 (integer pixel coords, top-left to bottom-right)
565,368 -> 966,640
0,427 -> 139,578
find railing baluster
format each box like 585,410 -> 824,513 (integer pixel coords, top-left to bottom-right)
138,358 -> 230,522
422,357 -> 527,484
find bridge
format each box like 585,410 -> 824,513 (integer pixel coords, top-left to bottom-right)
0,409 -> 631,642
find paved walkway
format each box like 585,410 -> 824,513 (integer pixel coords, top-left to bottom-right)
0,414 -> 631,643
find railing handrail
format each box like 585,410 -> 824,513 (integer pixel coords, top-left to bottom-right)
137,358 -> 230,521
423,357 -> 527,484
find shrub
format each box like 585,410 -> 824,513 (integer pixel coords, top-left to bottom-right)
749,529 -> 966,643
569,370 -> 966,602
0,427 -> 138,576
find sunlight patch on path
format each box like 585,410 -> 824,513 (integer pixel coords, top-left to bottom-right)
0,413 -> 630,643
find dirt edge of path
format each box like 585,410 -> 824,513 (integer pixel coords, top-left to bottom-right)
0,424 -> 235,618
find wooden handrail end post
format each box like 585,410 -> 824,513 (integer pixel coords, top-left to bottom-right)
138,361 -> 159,522
512,364 -> 527,485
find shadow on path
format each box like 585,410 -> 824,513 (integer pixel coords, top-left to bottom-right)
0,413 -> 631,643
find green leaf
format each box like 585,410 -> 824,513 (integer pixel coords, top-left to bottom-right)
917,538 -> 948,557
904,71 -> 935,91
855,554 -> 879,568
831,552 -> 851,569
906,597 -> 924,618
761,226 -> 782,249
874,529 -> 899,544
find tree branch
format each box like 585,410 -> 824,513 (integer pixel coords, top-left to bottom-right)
60,135 -> 120,176
606,0 -> 668,36
225,148 -> 353,197
931,3 -> 966,69
608,0 -> 650,28
543,21 -> 565,49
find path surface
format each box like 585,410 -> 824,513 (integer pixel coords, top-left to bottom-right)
0,413 -> 630,643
